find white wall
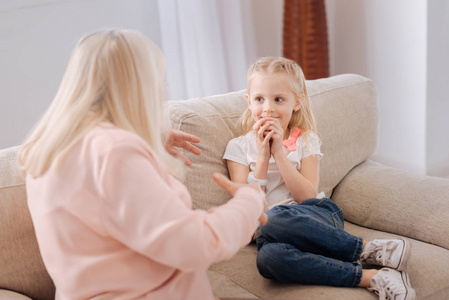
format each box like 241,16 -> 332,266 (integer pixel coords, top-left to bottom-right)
426,0 -> 449,177
0,0 -> 161,149
326,0 -> 435,175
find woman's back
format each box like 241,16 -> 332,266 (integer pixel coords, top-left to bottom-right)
27,123 -> 213,299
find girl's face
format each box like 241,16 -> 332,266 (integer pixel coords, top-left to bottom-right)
247,73 -> 302,138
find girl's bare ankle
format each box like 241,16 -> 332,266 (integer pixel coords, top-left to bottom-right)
359,269 -> 378,288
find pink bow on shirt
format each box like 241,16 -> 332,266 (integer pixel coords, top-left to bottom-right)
282,127 -> 302,151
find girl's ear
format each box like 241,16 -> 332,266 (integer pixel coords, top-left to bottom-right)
294,94 -> 305,112
246,94 -> 251,108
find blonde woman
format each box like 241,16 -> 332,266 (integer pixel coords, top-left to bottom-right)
18,29 -> 267,300
223,57 -> 415,299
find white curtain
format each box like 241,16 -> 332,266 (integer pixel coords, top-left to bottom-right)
157,0 -> 257,100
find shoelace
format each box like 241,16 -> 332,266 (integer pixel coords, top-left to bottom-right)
361,241 -> 399,266
371,272 -> 405,300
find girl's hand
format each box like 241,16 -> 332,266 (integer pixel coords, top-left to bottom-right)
252,118 -> 273,162
260,118 -> 284,156
212,173 -> 267,225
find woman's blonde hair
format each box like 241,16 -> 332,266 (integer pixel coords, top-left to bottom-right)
241,57 -> 317,138
18,29 -> 182,178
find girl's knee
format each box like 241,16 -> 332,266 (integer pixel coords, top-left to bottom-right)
260,209 -> 286,235
257,243 -> 273,264
256,244 -> 278,279
260,209 -> 312,242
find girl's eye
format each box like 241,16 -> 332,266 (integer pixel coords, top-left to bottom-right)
275,97 -> 283,102
255,97 -> 263,102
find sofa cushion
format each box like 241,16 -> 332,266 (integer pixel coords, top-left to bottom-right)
332,159 -> 449,251
308,74 -> 378,198
0,146 -> 55,300
207,269 -> 258,299
209,221 -> 449,299
168,91 -> 248,210
168,74 -> 378,210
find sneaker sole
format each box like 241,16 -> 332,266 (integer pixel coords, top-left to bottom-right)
396,239 -> 412,271
401,271 -> 416,300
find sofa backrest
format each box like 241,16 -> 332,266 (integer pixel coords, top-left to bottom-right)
0,146 -> 55,300
168,74 -> 378,210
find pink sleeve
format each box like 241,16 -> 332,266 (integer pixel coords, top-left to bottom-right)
98,142 -> 264,272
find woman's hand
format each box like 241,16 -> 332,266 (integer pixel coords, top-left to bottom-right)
165,129 -> 201,166
212,173 -> 267,225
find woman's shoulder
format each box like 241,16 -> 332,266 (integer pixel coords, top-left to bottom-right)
91,122 -> 143,143
83,122 -> 150,157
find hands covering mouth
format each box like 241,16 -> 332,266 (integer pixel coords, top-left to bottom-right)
258,117 -> 279,137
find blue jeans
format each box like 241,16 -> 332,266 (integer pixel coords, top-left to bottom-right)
256,198 -> 363,287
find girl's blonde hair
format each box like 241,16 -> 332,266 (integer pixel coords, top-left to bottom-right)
18,29 -> 183,178
241,57 -> 317,137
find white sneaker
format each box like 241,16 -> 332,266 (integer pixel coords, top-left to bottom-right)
368,268 -> 416,300
360,239 -> 411,271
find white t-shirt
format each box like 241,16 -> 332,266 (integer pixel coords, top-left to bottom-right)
223,130 -> 324,209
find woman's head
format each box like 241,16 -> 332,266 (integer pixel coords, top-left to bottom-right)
62,29 -> 167,143
242,57 -> 317,135
19,29 -> 180,177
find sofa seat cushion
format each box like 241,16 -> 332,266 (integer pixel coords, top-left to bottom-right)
207,269 -> 258,299
209,221 -> 449,300
0,146 -> 55,300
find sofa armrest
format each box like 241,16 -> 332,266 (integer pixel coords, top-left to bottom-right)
332,160 -> 449,250
0,290 -> 32,300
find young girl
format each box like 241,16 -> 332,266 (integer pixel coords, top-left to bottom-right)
223,57 -> 415,299
18,29 -> 267,300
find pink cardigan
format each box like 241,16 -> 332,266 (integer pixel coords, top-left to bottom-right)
26,123 -> 264,300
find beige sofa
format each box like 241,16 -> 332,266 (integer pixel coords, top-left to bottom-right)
1,74 -> 449,299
